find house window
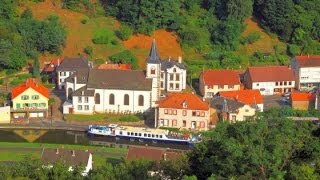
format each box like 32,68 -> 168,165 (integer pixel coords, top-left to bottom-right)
160,73 -> 164,79
150,67 -> 155,75
256,83 -> 259,86
21,95 -> 29,100
289,81 -> 292,85
95,93 -> 100,104
31,103 -> 37,107
169,83 -> 173,89
192,111 -> 197,116
175,83 -> 180,89
201,112 -> 205,117
176,74 -> 180,81
160,81 -> 164,88
276,82 -> 279,86
208,85 -> 213,89
183,120 -> 186,127
284,81 -> 287,86
164,120 -> 169,126
124,94 -> 129,105
32,95 -> 39,100
85,97 -> 89,103
170,74 -> 174,81
84,105 -> 89,110
138,95 -> 144,106
164,109 -> 168,114
173,68 -> 176,73
245,109 -> 249,112
183,110 -> 187,116
78,105 -> 82,110
23,103 -> 29,108
228,85 -> 234,89
200,122 -> 205,128
232,115 -> 236,122
280,82 -> 283,86
218,85 -> 224,89
78,97 -> 82,103
172,120 -> 177,126
168,109 -> 172,115
109,94 -> 114,105
196,111 -> 200,116
40,103 -> 46,107
173,110 -> 177,115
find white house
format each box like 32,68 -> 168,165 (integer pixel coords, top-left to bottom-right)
244,66 -> 295,95
146,39 -> 187,95
291,55 -> 320,90
64,69 -> 153,114
56,56 -> 91,90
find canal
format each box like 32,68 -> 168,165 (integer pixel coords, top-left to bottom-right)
0,129 -> 190,150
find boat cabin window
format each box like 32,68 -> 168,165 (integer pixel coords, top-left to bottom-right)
156,135 -> 158,138
127,132 -> 130,135
144,133 -> 147,137
135,133 -> 137,136
131,132 -> 134,136
120,131 -> 123,135
139,133 -> 142,136
148,134 -> 151,137
152,134 -> 155,138
160,135 -> 163,138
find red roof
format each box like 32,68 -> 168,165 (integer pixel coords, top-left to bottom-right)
295,55 -> 320,67
98,64 -> 132,70
158,92 -> 209,110
247,66 -> 295,82
126,146 -> 179,162
219,89 -> 263,106
11,78 -> 49,99
43,58 -> 63,73
291,92 -> 315,101
201,70 -> 240,85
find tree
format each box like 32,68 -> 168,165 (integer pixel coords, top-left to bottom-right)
0,0 -> 17,19
21,8 -> 33,19
116,24 -> 133,41
159,155 -> 190,179
109,50 -> 138,69
32,56 -> 40,77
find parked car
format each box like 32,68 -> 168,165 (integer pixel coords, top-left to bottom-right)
160,94 -> 166,98
280,98 -> 290,104
283,92 -> 291,97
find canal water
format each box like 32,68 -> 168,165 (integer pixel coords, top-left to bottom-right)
0,129 -> 190,150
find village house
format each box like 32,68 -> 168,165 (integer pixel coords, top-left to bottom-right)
0,106 -> 10,123
290,92 -> 315,110
291,55 -> 320,90
156,92 -> 211,131
41,148 -> 92,176
146,39 -> 187,93
244,66 -> 295,95
42,58 -> 63,83
210,96 -> 256,123
199,70 -> 241,98
63,69 -> 153,115
56,56 -> 92,90
219,89 -> 264,112
11,78 -> 49,119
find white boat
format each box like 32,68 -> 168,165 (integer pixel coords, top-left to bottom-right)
87,124 -> 202,145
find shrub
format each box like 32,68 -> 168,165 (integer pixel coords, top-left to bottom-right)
84,46 -> 93,56
111,39 -> 119,46
116,24 -> 133,41
95,59 -> 105,65
0,79 -> 3,85
109,50 -> 138,69
241,32 -> 261,44
41,75 -> 48,83
80,18 -> 88,24
288,44 -> 300,56
92,28 -> 114,44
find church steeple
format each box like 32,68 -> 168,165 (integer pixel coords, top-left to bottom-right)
146,39 -> 161,64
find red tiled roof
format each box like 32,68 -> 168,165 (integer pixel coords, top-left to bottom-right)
43,58 -> 63,72
295,55 -> 320,67
291,92 -> 315,101
11,78 -> 49,99
219,89 -> 263,106
126,146 -> 179,162
158,92 -> 209,110
247,66 -> 295,82
201,70 -> 240,85
98,64 -> 132,70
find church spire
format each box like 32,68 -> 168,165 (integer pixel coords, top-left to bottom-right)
146,39 -> 161,64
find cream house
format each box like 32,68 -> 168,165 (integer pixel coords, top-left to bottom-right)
156,92 -> 211,131
11,78 -> 49,118
0,106 -> 10,123
199,70 -> 241,98
210,96 -> 256,122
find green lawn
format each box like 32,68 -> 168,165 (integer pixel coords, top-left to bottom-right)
0,142 -> 128,153
0,150 -> 40,161
64,113 -> 144,123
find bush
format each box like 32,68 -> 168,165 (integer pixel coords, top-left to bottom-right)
41,75 -> 48,83
288,44 -> 300,56
109,50 -> 138,69
92,28 -> 115,44
80,18 -> 88,24
84,46 -> 93,56
0,79 -> 3,85
95,59 -> 105,65
116,24 -> 133,41
241,32 -> 261,44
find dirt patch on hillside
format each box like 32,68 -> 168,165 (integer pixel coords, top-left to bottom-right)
124,29 -> 183,69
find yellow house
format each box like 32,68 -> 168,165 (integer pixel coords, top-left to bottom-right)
11,78 -> 49,119
0,106 -> 10,123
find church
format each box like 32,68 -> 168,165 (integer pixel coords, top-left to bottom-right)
62,39 -> 187,114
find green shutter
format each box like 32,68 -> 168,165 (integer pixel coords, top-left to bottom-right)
16,103 -> 20,109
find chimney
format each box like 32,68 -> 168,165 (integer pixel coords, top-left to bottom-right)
72,150 -> 75,157
178,56 -> 182,63
168,57 -> 171,62
163,153 -> 167,161
57,58 -> 60,66
56,148 -> 59,154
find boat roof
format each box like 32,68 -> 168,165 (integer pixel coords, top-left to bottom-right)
118,126 -> 168,134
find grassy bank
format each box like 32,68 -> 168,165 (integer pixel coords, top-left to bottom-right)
64,113 -> 144,123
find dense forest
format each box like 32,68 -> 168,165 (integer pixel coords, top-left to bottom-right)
0,108 -> 319,179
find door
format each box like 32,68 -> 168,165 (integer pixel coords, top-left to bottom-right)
191,121 -> 196,129
69,107 -> 73,114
